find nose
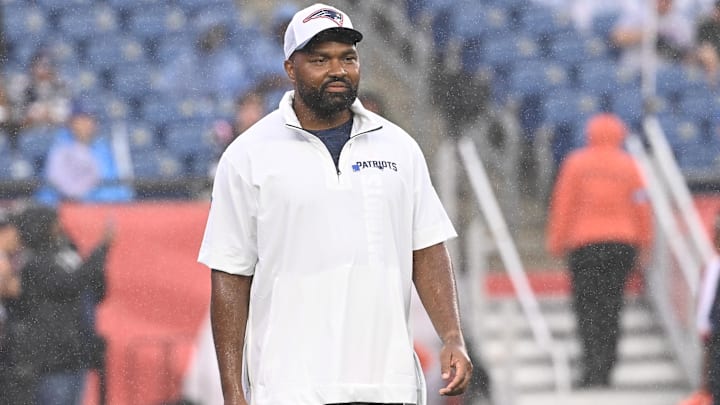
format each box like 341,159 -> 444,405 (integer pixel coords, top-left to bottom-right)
328,59 -> 347,77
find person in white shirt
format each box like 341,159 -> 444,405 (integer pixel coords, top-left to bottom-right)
197,3 -> 472,405
611,0 -> 695,73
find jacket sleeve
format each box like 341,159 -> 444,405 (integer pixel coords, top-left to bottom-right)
80,242 -> 110,303
23,248 -> 104,301
546,160 -> 576,258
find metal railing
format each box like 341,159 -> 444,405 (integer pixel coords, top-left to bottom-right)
456,136 -> 572,395
626,116 -> 715,389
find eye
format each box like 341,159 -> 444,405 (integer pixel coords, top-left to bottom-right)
310,56 -> 327,65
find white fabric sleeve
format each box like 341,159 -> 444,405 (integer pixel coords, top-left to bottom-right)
411,142 -> 457,251
197,155 -> 258,275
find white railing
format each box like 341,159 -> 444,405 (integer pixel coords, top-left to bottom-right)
626,117 -> 713,388
455,136 -> 572,395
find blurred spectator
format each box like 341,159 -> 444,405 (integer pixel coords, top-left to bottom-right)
0,76 -> 21,149
2,205 -> 112,405
610,0 -> 695,73
209,90 -> 267,178
546,113 -> 653,388
7,50 -> 71,134
695,0 -> 720,84
35,105 -> 134,205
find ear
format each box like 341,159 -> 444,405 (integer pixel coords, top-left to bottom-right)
284,59 -> 296,83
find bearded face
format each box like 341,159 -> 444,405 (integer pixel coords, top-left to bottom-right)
295,74 -> 358,117
286,39 -> 360,120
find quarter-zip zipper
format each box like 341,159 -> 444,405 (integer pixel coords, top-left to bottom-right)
286,124 -> 383,182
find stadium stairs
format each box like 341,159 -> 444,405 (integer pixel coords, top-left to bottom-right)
480,270 -> 691,405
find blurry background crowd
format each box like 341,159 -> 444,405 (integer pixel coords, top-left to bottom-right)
1,0 -> 720,200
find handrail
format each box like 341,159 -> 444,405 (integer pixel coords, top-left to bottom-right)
626,135 -> 702,295
457,136 -> 572,394
643,116 -> 716,267
626,133 -> 703,387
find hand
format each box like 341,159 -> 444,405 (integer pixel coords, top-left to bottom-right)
438,341 -> 473,396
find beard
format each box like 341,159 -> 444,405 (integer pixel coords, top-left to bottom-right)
296,78 -> 358,117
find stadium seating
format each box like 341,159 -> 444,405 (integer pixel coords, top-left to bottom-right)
17,127 -> 58,174
4,0 -> 718,191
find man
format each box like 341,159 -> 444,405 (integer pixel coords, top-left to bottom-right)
546,113 -> 653,387
3,205 -> 113,405
610,0 -> 694,73
36,104 -> 134,205
198,3 -> 472,405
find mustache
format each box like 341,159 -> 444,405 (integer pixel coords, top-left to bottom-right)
321,78 -> 352,90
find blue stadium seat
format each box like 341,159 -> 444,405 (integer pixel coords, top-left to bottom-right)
110,63 -> 152,99
107,0 -> 157,11
550,33 -> 608,69
590,11 -> 620,40
542,89 -> 601,163
677,140 -> 720,172
0,153 -> 35,180
85,35 -> 147,70
6,40 -> 41,70
178,0 -> 235,14
577,59 -> 639,101
452,5 -> 512,40
17,126 -> 57,172
35,0 -> 92,10
3,4 -> 48,43
576,59 -> 618,94
518,3 -> 572,40
174,97 -> 216,123
164,121 -> 215,159
164,121 -> 216,176
543,89 -> 600,127
140,95 -> 180,128
656,64 -> 689,99
482,34 -> 541,69
57,4 -> 118,40
127,6 -> 188,41
126,122 -> 160,154
43,39 -> 81,76
102,96 -> 133,122
508,60 -> 569,99
678,88 -> 719,125
658,114 -> 702,148
191,5 -> 240,36
154,34 -> 195,64
131,150 -> 183,180
610,88 -> 645,130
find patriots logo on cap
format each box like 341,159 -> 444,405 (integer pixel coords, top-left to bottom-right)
303,8 -> 344,26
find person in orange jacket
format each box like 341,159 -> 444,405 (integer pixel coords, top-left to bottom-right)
546,113 -> 653,388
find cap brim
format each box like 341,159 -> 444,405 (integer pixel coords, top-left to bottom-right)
299,27 -> 363,51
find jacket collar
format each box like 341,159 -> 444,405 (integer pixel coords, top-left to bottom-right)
279,90 -> 383,137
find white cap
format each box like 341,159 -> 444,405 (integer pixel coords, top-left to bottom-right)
283,3 -> 363,60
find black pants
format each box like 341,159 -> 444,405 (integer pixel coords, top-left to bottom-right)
568,242 -> 636,386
